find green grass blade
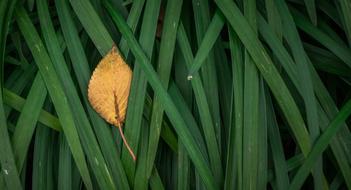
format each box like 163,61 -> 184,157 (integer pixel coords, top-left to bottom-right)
149,168 -> 165,190
267,93 -> 290,190
168,82 -> 208,159
1,0 -> 18,85
58,134 -> 73,190
4,65 -> 36,99
4,56 -> 21,66
224,28 -> 244,190
337,0 -> 351,46
303,0 -> 317,25
289,97 -> 351,190
272,0 -> 322,187
15,7 -> 93,189
177,22 -> 223,185
120,0 -> 161,183
10,33 -> 30,69
259,12 -> 351,187
3,88 -> 61,131
69,0 -> 113,55
191,0 -> 222,166
0,2 -> 23,187
0,82 -> 22,190
242,0 -> 260,189
46,131 -> 55,190
1,0 -> 20,128
177,143 -> 190,190
145,0 -> 183,182
330,173 -> 343,190
133,121 -> 149,190
143,95 -> 179,152
265,0 -> 282,40
37,0 -> 120,188
55,0 -> 130,188
119,0 -> 145,57
104,2 -> 217,189
215,0 -> 311,156
316,103 -> 351,187
291,9 -> 351,69
257,81 -> 268,189
304,43 -> 351,77
31,124 -> 50,190
187,11 -> 225,75
173,33 -> 193,107
213,37 -> 232,134
11,73 -> 47,173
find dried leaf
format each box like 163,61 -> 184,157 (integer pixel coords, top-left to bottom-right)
88,45 -> 136,160
88,45 -> 132,127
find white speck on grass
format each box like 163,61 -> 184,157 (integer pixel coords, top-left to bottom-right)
3,170 -> 8,175
187,75 -> 193,80
94,157 -> 99,165
173,22 -> 177,28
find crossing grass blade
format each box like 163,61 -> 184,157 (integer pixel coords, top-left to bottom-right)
187,11 -> 225,75
191,0 -> 223,167
267,93 -> 290,190
15,7 -> 93,189
118,0 -> 145,57
177,22 -> 223,186
173,47 -> 193,190
290,97 -> 351,189
37,0 -> 120,188
215,0 -> 312,156
104,2 -> 217,189
69,0 -> 113,55
168,82 -> 208,159
55,0 -> 130,188
11,73 -> 47,173
291,9 -> 351,69
304,43 -> 351,76
3,88 -> 61,131
4,65 -> 36,98
145,0 -> 183,185
112,0 -> 162,184
258,11 -> 351,186
272,0 -> 323,187
2,0 -> 351,189
0,83 -> 22,190
0,2 -> 22,188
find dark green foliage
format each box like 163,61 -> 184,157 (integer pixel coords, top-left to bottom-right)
0,0 -> 351,189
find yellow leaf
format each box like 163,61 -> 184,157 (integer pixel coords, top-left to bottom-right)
88,45 -> 136,160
